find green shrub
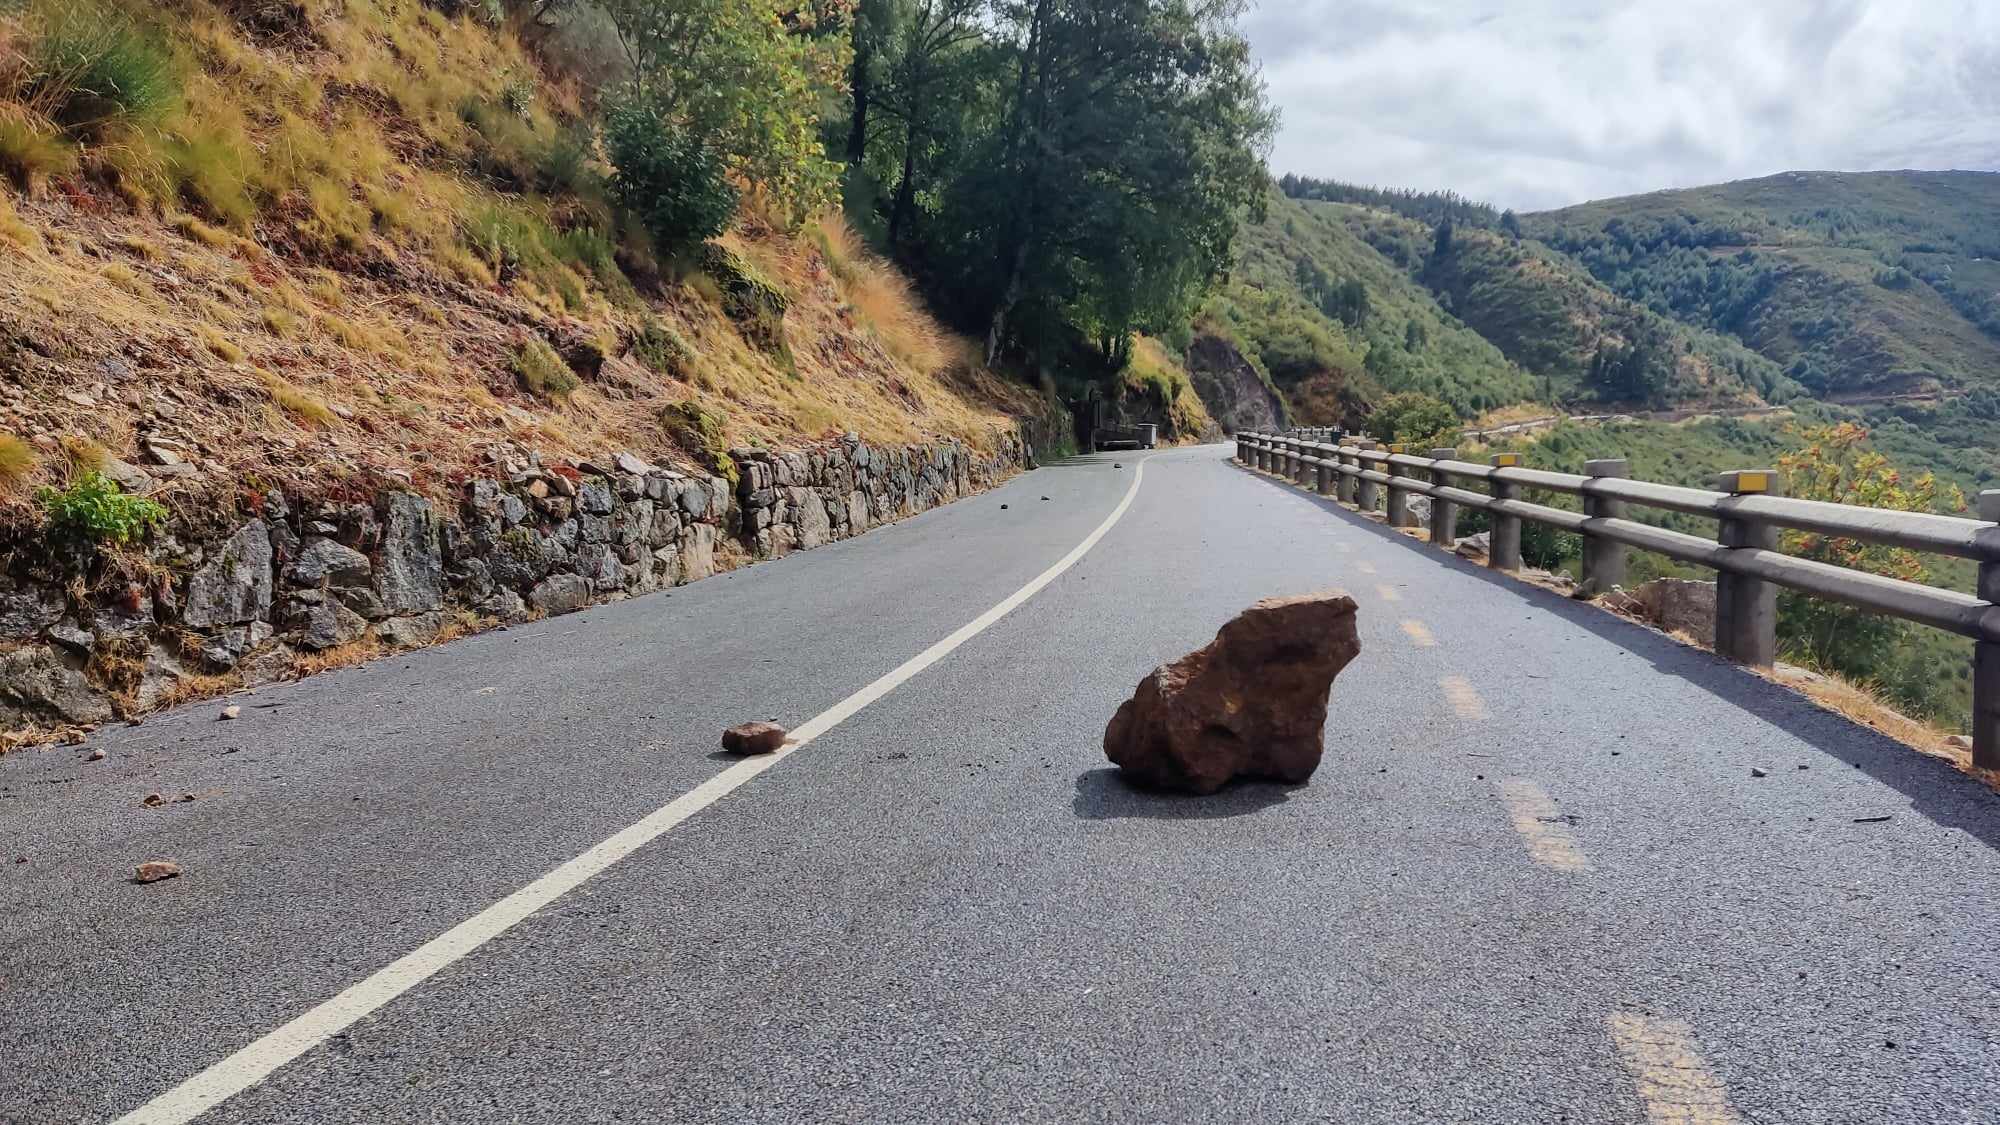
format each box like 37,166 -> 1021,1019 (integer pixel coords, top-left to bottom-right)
463,204 -> 555,275
660,400 -> 735,485
38,471 -> 167,548
633,320 -> 697,380
534,127 -> 598,197
1368,391 -> 1460,448
513,337 -> 578,400
30,6 -> 180,137
605,101 -> 735,258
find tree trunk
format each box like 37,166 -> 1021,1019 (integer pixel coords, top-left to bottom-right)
846,6 -> 872,164
888,121 -> 918,247
985,0 -> 1050,368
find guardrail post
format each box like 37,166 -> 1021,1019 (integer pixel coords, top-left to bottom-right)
1315,454 -> 1335,497
1385,444 -> 1411,527
1580,458 -> 1629,596
1295,444 -> 1313,486
1337,446 -> 1359,505
1357,445 -> 1381,512
1428,448 -> 1458,548
1976,491 -> 1998,769
1714,469 -> 1782,667
1256,439 -> 1270,473
1489,453 -> 1522,570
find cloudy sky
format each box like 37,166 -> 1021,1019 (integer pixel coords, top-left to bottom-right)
1242,0 -> 2000,213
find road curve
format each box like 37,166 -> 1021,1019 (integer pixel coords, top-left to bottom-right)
4,445 -> 1997,1123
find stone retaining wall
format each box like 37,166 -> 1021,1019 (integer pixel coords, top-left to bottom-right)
0,430 -> 1031,731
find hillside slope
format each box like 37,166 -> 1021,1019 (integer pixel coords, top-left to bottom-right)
1198,191 -> 1534,425
1524,170 -> 2000,401
0,0 -> 1051,523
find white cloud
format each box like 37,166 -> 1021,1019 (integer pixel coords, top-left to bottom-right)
1244,0 -> 2000,211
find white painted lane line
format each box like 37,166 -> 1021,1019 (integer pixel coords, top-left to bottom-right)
1496,777 -> 1592,873
113,459 -> 1152,1125
1400,619 -> 1435,647
1608,1012 -> 1744,1124
1440,674 -> 1486,719
1355,560 -> 1377,575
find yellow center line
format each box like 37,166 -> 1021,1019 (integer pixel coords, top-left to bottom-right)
1440,674 -> 1485,719
1608,1012 -> 1745,1124
1495,777 -> 1591,872
1400,619 -> 1435,647
1375,584 -> 1401,603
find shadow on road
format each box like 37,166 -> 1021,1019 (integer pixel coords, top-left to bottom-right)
1235,460 -> 2000,853
1072,767 -> 1296,820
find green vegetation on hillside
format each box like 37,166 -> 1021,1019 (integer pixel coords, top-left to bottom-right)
1477,411 -> 1978,728
1525,171 -> 2000,399
1198,191 -> 1532,425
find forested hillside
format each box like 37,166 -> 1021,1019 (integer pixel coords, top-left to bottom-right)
1524,171 -> 2000,404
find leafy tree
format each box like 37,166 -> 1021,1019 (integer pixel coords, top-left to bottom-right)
604,100 -> 737,254
1368,391 -> 1458,448
1774,422 -> 1967,718
601,0 -> 850,221
931,0 -> 1275,367
867,0 -> 990,247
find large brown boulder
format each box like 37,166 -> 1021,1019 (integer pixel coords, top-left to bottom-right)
1103,591 -> 1361,794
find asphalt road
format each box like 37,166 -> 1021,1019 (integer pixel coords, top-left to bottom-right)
4,445 -> 1997,1124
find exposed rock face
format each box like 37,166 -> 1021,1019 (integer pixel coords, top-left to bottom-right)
1103,591 -> 1361,794
0,645 -> 115,727
374,492 -> 445,615
1185,333 -> 1284,435
182,521 -> 274,628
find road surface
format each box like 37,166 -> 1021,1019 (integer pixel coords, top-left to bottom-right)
4,445 -> 1997,1124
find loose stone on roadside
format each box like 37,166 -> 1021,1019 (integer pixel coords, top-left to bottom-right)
220,705 -> 242,721
132,861 -> 181,883
721,721 -> 788,755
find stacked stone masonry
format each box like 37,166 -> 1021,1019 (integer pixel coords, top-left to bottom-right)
0,431 -> 1029,730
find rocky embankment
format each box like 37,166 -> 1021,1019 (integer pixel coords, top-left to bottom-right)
0,431 -> 1032,734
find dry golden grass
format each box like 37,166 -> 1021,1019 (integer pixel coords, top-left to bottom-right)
254,369 -> 336,427
170,213 -> 233,249
287,639 -> 383,679
0,723 -> 91,754
809,214 -> 945,374
0,191 -> 35,250
0,432 -> 38,489
101,261 -> 144,293
199,326 -> 246,363
150,671 -> 244,711
0,104 -> 76,195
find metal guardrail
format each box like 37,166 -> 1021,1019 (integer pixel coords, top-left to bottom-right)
1234,429 -> 2000,768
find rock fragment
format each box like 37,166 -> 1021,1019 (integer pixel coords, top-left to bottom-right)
133,861 -> 181,883
721,721 -> 788,755
1103,591 -> 1360,794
